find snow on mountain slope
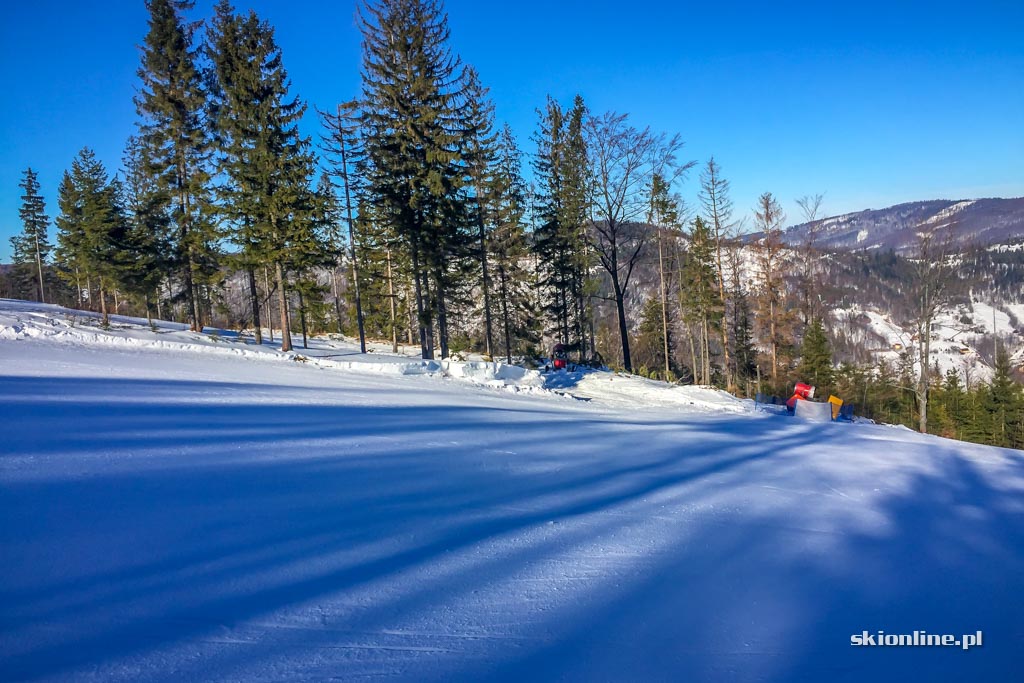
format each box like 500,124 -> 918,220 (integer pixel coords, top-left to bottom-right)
2,300 -> 1023,682
832,295 -> 1024,382
778,197 -> 1024,254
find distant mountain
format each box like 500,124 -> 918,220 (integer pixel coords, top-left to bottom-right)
777,198 -> 1024,255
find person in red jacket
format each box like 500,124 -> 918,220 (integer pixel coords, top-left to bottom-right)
552,343 -> 568,370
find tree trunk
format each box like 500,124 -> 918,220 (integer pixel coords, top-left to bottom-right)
98,280 -> 109,327
433,265 -> 449,359
338,107 -> 366,354
248,267 -> 262,345
405,282 -> 415,346
183,256 -> 200,332
688,326 -> 698,386
498,265 -> 512,363
386,247 -> 398,353
75,268 -> 83,310
611,272 -> 632,373
583,239 -> 596,358
770,303 -> 778,383
264,266 -> 274,343
702,316 -> 711,385
918,320 -> 931,433
476,190 -> 494,357
275,261 -> 292,352
657,229 -> 670,377
573,269 -> 587,361
34,232 -> 46,304
712,229 -> 732,390
411,242 -> 433,359
298,287 -> 308,349
332,266 -> 344,335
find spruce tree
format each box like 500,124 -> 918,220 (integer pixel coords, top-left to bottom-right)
648,172 -> 681,379
460,66 -> 499,357
731,289 -> 758,392
699,158 -> 735,389
560,95 -> 593,356
320,100 -> 368,352
986,345 -> 1024,448
532,98 -> 572,345
118,136 -> 174,325
532,95 -> 594,356
935,369 -> 967,439
353,196 -> 411,350
359,0 -> 468,360
489,124 -> 537,362
136,0 -> 217,331
798,317 -> 834,393
635,295 -> 676,380
54,149 -> 128,326
208,1 -> 324,351
311,172 -> 349,335
679,217 -> 721,385
10,168 -> 52,303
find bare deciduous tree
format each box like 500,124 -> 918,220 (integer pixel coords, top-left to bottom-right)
909,222 -> 956,434
795,192 -> 825,325
585,111 -> 687,373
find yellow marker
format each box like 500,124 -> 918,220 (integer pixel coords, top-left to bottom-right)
828,395 -> 844,420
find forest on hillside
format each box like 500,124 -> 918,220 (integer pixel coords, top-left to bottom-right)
4,0 -> 1022,449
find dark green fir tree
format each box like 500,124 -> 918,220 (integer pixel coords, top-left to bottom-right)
136,0 -> 218,331
10,168 -> 53,303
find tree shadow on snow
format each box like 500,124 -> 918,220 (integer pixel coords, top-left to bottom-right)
0,374 -> 1021,682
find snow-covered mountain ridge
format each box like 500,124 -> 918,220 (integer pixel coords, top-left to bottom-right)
777,197 -> 1024,255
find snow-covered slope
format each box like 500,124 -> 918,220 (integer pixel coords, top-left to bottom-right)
0,299 -> 748,409
832,296 -> 1024,382
2,300 -> 1022,682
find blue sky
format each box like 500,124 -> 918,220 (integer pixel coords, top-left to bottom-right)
1,0 -> 1022,261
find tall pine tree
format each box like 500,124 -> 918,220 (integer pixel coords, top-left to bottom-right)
10,168 -> 52,303
208,1 -> 325,351
490,124 -> 538,362
118,136 -> 174,325
359,0 -> 468,359
54,149 -> 128,326
798,317 -> 835,394
679,217 -> 721,385
136,0 -> 218,331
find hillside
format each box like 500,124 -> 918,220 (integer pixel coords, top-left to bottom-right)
729,214 -> 1024,382
777,198 -> 1024,255
2,300 -> 1022,682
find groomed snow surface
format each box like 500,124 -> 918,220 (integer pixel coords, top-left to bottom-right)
1,300 -> 1022,682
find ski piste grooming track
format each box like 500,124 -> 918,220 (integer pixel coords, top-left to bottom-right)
1,298 -> 1022,682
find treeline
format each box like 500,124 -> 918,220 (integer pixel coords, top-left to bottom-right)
5,0 -> 1022,450
6,0 -> 693,367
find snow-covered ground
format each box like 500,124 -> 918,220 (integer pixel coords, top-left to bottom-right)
2,299 -> 1022,682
